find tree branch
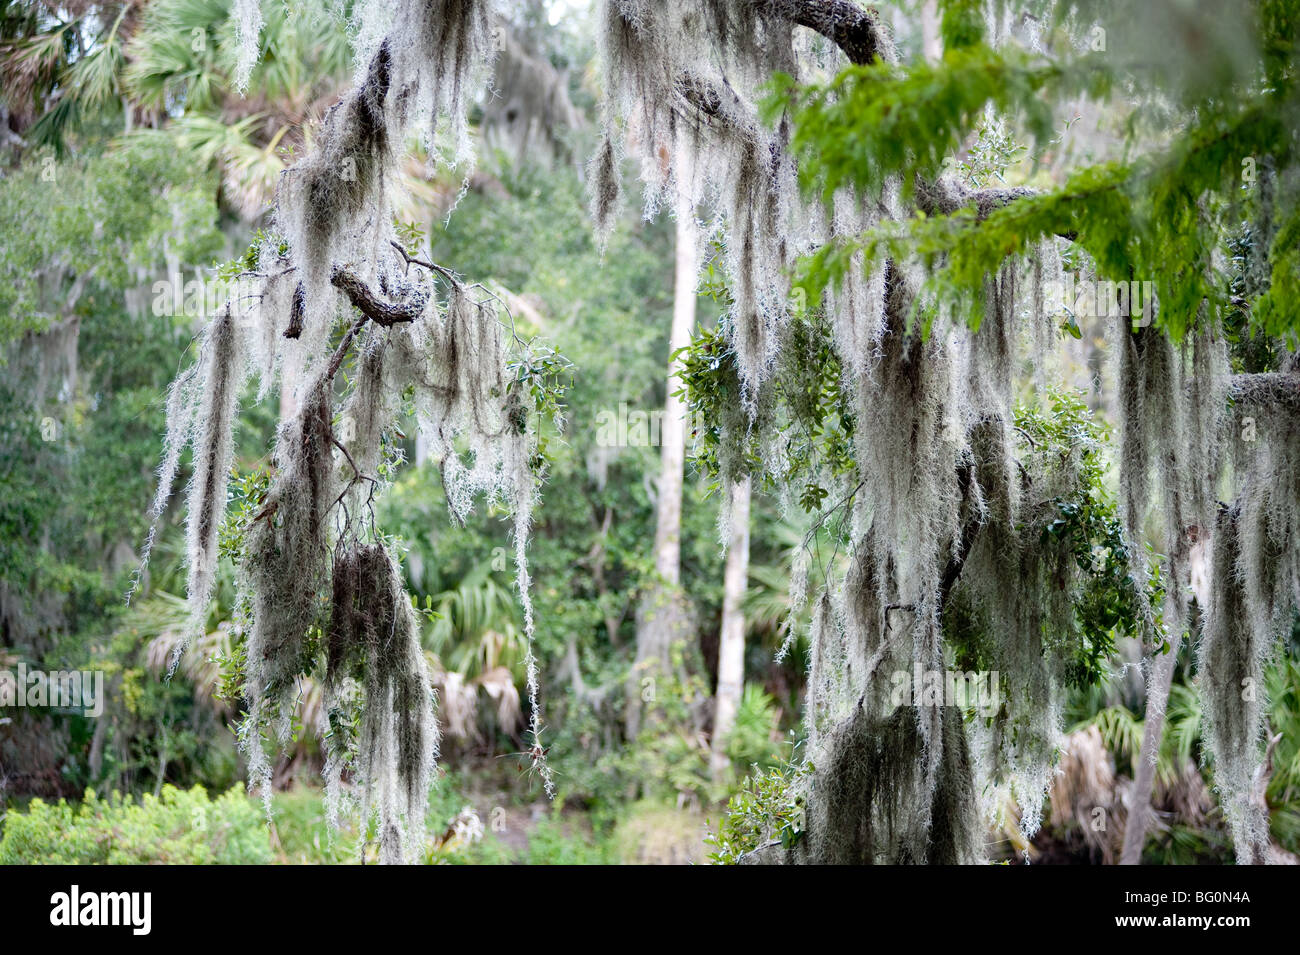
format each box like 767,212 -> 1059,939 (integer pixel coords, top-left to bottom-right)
285,281 -> 306,339
915,178 -> 1035,221
751,0 -> 890,66
1228,372 -> 1300,412
915,176 -> 1081,240
330,267 -> 427,326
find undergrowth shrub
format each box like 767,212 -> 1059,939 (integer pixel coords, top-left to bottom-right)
724,684 -> 785,774
708,757 -> 811,865
0,784 -> 270,864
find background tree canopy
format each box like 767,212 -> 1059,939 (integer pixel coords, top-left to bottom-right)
0,0 -> 1297,868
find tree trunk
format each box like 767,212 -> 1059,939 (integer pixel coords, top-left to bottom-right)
1120,532 -> 1209,864
1119,631 -> 1180,865
653,186 -> 696,590
919,0 -> 942,61
626,154 -> 697,737
711,476 -> 752,781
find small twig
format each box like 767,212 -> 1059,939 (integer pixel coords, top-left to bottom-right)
331,435 -> 362,481
389,240 -> 531,348
802,478 -> 867,552
736,839 -> 783,864
389,239 -> 458,281
328,471 -> 381,526
234,265 -> 296,281
326,318 -> 367,380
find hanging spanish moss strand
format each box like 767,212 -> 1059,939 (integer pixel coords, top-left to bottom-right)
514,506 -> 555,798
1198,505 -> 1271,864
826,188 -> 888,382
248,268 -> 295,400
232,0 -> 264,94
398,0 -> 495,169
1114,319 -> 1181,646
325,543 -> 438,864
127,361 -> 199,606
1233,379 -> 1300,653
181,305 -> 247,663
1114,314 -> 1229,632
238,376 -> 338,809
337,329 -> 400,514
790,703 -> 981,865
589,132 -> 622,252
596,0 -> 806,403
1196,360 -> 1300,863
1182,322 -> 1229,526
275,38 -> 399,399
1026,240 -> 1064,396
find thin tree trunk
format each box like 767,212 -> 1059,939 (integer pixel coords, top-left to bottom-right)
626,152 -> 697,737
1119,630 -> 1180,864
589,506 -> 624,646
1121,533 -> 1210,864
651,201 -> 695,588
87,710 -> 108,781
919,0 -> 942,61
710,475 -> 751,781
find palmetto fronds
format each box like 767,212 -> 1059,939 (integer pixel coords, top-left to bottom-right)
2,0 -> 354,216
65,4 -> 129,110
0,19 -> 76,122
425,562 -> 528,679
141,593 -> 235,715
140,114 -> 288,219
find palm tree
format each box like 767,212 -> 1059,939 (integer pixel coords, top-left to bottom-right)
124,0 -> 354,218
2,0 -> 353,218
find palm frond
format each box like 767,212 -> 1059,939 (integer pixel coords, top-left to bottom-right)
167,113 -> 284,217
25,92 -> 79,151
65,13 -> 126,111
425,562 -> 528,681
0,20 -> 76,116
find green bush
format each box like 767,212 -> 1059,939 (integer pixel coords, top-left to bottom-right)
725,685 -> 784,773
707,758 -> 810,865
520,815 -> 618,865
0,784 -> 271,864
261,786 -> 359,864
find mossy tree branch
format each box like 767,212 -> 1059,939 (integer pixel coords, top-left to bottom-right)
1227,372 -> 1300,412
750,0 -> 889,67
329,266 -> 428,327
